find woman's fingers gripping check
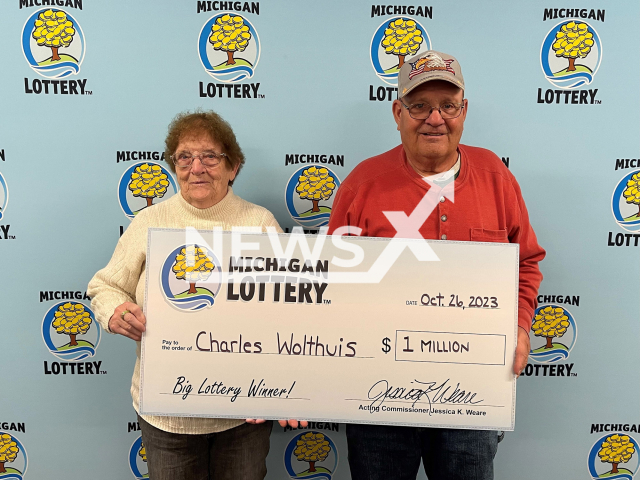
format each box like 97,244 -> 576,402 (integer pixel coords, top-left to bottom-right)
110,303 -> 146,341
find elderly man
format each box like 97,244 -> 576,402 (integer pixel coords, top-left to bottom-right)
327,51 -> 545,480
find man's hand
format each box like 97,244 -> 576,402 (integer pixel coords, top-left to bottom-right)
513,326 -> 530,377
246,419 -> 308,428
108,302 -> 146,341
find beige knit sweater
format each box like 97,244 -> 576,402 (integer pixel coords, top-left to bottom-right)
87,188 -> 282,434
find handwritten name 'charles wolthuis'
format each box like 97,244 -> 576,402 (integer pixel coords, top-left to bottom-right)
195,332 -> 357,357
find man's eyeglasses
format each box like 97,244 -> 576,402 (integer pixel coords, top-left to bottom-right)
400,101 -> 465,120
170,151 -> 228,169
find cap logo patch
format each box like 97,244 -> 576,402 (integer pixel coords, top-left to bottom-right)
408,52 -> 455,79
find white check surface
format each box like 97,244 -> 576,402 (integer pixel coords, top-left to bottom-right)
140,229 -> 518,430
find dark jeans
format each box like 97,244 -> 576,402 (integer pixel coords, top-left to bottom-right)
138,416 -> 272,480
346,424 -> 499,480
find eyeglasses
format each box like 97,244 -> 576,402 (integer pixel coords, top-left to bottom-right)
400,101 -> 465,120
170,151 -> 228,169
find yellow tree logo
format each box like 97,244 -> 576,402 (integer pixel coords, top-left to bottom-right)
172,246 -> 215,295
209,14 -> 252,66
551,21 -> 594,73
128,164 -> 170,208
52,302 -> 92,347
138,443 -> 147,463
531,306 -> 570,349
598,434 -> 636,475
0,434 -> 19,474
294,432 -> 332,474
623,172 -> 640,219
295,167 -> 337,214
31,10 -> 76,62
381,18 -> 424,69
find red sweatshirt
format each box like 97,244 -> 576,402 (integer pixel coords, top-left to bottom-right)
327,144 -> 545,332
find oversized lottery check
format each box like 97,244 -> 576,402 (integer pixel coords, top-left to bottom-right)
140,228 -> 519,430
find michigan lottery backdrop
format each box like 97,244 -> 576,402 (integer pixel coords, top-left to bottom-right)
0,1 -> 639,479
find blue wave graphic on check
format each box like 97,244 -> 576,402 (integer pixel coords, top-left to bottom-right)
167,295 -> 214,311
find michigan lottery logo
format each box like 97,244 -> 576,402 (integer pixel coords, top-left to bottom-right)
529,305 -> 577,363
42,301 -> 100,361
284,431 -> 338,480
540,20 -> 601,89
22,9 -> 85,79
129,436 -> 148,479
612,170 -> 640,233
161,245 -> 221,311
370,16 -> 430,86
285,166 -> 340,228
118,162 -> 177,220
588,434 -> 639,479
198,13 -> 260,83
0,171 -> 8,221
0,432 -> 27,480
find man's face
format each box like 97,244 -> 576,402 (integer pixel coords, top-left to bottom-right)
392,80 -> 467,168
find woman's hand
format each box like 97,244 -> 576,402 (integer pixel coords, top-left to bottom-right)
246,418 -> 308,428
108,302 -> 146,341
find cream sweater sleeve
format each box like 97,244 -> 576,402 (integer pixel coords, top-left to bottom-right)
261,210 -> 284,233
87,214 -> 148,333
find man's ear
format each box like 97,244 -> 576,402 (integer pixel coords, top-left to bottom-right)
392,99 -> 403,131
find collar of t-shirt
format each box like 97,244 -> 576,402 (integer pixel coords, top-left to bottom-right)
425,152 -> 461,187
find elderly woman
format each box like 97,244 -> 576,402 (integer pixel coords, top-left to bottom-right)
88,111 -> 304,480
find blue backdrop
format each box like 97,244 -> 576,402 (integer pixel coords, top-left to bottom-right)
1,1 -> 638,479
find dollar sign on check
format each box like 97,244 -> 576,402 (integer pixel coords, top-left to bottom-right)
381,337 -> 391,354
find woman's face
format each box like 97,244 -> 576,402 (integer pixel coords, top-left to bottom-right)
174,132 -> 238,209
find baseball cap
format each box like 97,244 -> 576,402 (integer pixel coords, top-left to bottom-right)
397,50 -> 465,99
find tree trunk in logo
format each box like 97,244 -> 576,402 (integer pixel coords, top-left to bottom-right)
0,462 -> 6,473
611,463 -> 619,474
567,57 -> 576,72
51,46 -> 61,61
312,200 -> 320,212
308,461 -> 316,472
70,334 -> 78,346
545,337 -> 553,349
398,55 -> 405,68
146,198 -> 153,207
227,51 -> 236,66
189,283 -> 197,294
